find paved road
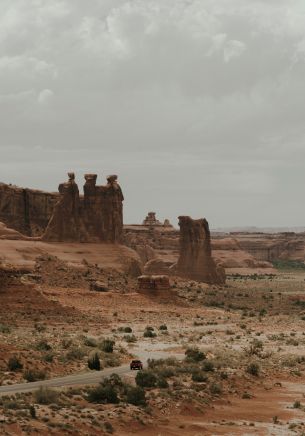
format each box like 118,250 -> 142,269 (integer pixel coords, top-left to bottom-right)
0,364 -> 130,396
0,349 -> 184,396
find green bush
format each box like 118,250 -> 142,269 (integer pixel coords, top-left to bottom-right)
100,339 -> 115,353
191,371 -> 208,382
157,377 -> 169,388
34,387 -> 59,405
88,352 -> 101,371
126,386 -> 146,406
144,329 -> 156,338
185,348 -> 206,362
210,383 -> 222,395
202,361 -> 214,372
123,327 -> 132,333
123,334 -> 137,343
8,356 -> 23,371
159,325 -> 168,331
0,324 -> 11,334
35,340 -> 52,352
88,385 -> 119,404
43,352 -> 54,363
246,362 -> 260,376
136,370 -> 157,388
23,369 -> 47,382
66,347 -> 86,361
29,405 -> 36,419
84,337 -> 98,347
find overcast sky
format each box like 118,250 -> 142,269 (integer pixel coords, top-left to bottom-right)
1,0 -> 305,227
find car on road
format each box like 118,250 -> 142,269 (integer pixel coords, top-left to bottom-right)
130,359 -> 143,370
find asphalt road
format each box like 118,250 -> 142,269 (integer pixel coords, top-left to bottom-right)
0,364 -> 131,396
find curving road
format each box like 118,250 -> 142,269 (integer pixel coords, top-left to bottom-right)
0,364 -> 131,396
0,348 -> 184,396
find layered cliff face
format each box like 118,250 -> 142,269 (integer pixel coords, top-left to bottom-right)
43,173 -> 124,243
0,183 -> 58,236
176,216 -> 226,284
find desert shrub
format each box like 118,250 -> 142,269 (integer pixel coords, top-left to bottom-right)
8,356 -> 23,371
43,352 -> 54,363
145,326 -> 154,331
23,369 -> 47,382
0,324 -> 11,334
191,371 -> 208,382
66,347 -> 86,361
123,327 -> 132,333
88,385 -> 119,404
293,400 -> 301,409
34,387 -> 59,405
202,361 -> 214,372
185,348 -> 206,362
210,383 -> 222,395
107,373 -> 124,387
148,357 -> 178,369
158,366 -> 176,378
99,339 -> 115,353
246,362 -> 260,376
104,422 -> 113,433
136,370 -> 157,388
35,340 -> 52,352
88,352 -> 101,371
29,405 -> 36,419
84,337 -> 98,347
159,325 -> 168,331
104,355 -> 120,367
123,334 -> 137,343
126,386 -> 146,406
157,377 -> 169,388
34,323 -> 46,333
242,392 -> 251,399
143,329 -> 156,338
246,339 -> 264,356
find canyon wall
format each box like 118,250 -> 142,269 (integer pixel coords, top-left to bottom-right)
0,183 -> 58,236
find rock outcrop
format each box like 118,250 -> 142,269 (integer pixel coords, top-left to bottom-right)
176,216 -> 225,284
43,173 -> 124,243
0,183 -> 58,236
138,275 -> 170,290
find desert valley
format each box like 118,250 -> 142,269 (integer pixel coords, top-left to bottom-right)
0,175 -> 305,435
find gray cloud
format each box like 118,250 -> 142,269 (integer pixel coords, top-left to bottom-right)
0,0 -> 305,227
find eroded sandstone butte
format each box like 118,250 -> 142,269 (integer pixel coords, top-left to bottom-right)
177,216 -> 226,284
0,173 -> 124,244
43,173 -> 124,243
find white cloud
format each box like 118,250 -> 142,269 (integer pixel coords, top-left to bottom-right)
0,0 -> 304,226
38,88 -> 54,105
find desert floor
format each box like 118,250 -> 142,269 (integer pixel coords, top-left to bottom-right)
1,266 -> 305,435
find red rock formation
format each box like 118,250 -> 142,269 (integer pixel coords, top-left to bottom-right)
138,275 -> 170,290
43,173 -> 87,242
83,174 -> 124,243
42,173 -> 124,243
0,183 -> 58,236
177,216 -> 225,284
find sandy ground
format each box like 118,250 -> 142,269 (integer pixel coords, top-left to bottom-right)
1,250 -> 305,434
